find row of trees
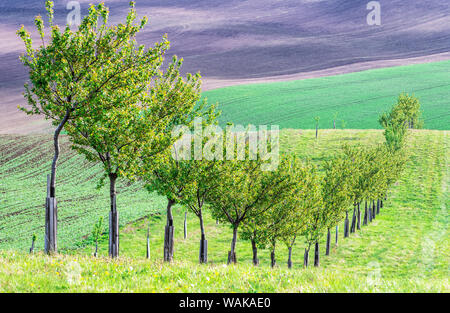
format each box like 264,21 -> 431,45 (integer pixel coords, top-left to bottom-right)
18,2 -> 420,266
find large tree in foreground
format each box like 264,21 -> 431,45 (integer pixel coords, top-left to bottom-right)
64,2 -> 204,257
17,1 -> 159,253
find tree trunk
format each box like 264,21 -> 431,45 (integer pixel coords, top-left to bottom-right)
227,226 -> 238,265
357,202 -> 361,230
251,235 -> 259,266
315,125 -> 318,139
363,201 -> 368,225
184,211 -> 187,239
350,206 -> 356,233
303,248 -> 309,268
108,173 -> 119,258
380,199 -> 384,208
335,225 -> 339,246
314,241 -> 320,267
377,199 -> 380,215
287,246 -> 293,269
45,109 -> 71,255
344,211 -> 349,238
198,210 -> 207,264
326,228 -> 331,255
333,120 -> 336,129
270,240 -> 276,268
372,200 -> 376,219
368,200 -> 372,222
163,198 -> 175,262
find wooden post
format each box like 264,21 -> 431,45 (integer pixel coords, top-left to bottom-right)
184,212 -> 187,240
357,202 -> 361,230
146,226 -> 150,259
372,200 -> 376,219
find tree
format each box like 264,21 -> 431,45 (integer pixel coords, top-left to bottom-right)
141,104 -> 217,263
92,217 -> 104,257
208,144 -> 290,265
314,116 -> 320,139
65,2 -> 204,258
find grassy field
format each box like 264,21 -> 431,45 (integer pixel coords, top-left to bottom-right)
203,60 -> 450,130
0,129 -> 448,292
0,134 -> 168,251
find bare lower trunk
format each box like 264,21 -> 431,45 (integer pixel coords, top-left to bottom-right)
163,198 -> 175,262
198,210 -> 207,264
326,228 -> 331,255
287,246 -> 293,269
377,199 -> 380,215
108,173 -> 119,258
303,247 -> 309,268
270,240 -> 276,268
368,200 -> 373,222
372,200 -> 376,220
251,234 -> 259,266
45,109 -> 70,255
344,211 -> 349,238
357,202 -> 361,230
184,211 -> 187,239
363,201 -> 368,225
227,226 -> 238,265
314,241 -> 320,267
350,206 -> 356,233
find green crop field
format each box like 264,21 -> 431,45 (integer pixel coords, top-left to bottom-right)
0,129 -> 448,292
203,61 -> 450,130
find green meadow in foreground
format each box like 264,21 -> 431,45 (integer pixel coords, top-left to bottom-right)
0,129 -> 448,292
203,60 -> 450,130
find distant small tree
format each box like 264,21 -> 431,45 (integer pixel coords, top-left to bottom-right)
65,3 -> 205,258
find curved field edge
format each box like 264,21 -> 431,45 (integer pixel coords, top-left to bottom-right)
202,60 -> 450,130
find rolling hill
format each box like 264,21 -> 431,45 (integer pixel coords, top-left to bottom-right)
204,60 -> 450,130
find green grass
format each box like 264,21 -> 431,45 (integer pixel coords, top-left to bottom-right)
0,134 -> 168,251
203,60 -> 450,130
1,129 -> 447,292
